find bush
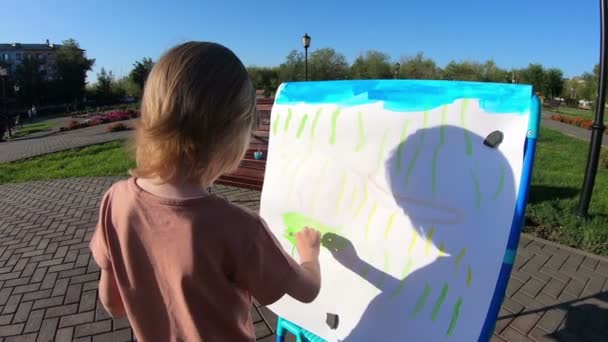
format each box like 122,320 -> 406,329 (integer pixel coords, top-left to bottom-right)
107,123 -> 130,132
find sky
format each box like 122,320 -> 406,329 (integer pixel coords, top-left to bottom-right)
0,0 -> 600,83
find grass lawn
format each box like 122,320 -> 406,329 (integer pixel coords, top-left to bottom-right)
12,121 -> 53,138
0,141 -> 134,184
0,128 -> 607,256
525,127 -> 608,256
548,106 -> 602,120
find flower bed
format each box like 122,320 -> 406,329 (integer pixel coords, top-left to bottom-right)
549,114 -> 594,130
60,110 -> 139,131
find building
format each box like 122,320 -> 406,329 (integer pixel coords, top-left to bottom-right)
0,40 -> 64,81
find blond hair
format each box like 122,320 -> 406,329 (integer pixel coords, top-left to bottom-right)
131,42 -> 257,186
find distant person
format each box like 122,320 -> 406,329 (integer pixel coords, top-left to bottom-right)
31,105 -> 37,119
27,108 -> 32,122
89,42 -> 322,342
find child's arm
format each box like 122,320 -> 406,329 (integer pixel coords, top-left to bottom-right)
285,227 -> 321,303
235,221 -> 322,306
99,268 -> 126,318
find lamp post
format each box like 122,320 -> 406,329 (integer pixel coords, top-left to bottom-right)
394,62 -> 400,79
302,33 -> 311,81
577,0 -> 608,217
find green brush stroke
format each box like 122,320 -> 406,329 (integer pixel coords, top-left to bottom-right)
311,161 -> 329,215
470,169 -> 481,209
330,108 -> 341,145
272,113 -> 281,136
335,171 -> 348,216
296,114 -> 309,139
425,226 -> 435,256
432,108 -> 448,196
454,248 -> 467,273
376,130 -> 389,172
281,212 -> 339,248
495,166 -> 506,199
447,297 -> 463,336
396,122 -> 410,172
461,100 -> 472,156
410,283 -> 431,318
384,212 -> 397,240
355,112 -> 366,151
389,259 -> 414,299
431,283 -> 449,321
349,186 -> 358,211
405,131 -> 425,187
377,251 -> 390,289
467,265 -> 473,287
354,184 -> 368,217
310,108 -> 322,141
284,108 -> 293,133
365,202 -> 378,240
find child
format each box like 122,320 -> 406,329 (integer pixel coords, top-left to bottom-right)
89,41 -> 322,342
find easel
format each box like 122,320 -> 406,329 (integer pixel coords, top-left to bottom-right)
274,94 -> 541,342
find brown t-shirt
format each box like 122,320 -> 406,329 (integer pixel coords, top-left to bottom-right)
89,178 -> 299,342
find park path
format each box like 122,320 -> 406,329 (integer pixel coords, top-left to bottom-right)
541,111 -> 608,148
0,178 -> 604,341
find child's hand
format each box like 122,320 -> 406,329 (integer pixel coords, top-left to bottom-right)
295,227 -> 321,263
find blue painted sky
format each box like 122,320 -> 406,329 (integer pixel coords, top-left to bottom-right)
0,0 -> 599,83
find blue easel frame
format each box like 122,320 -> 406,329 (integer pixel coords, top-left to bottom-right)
276,94 -> 541,342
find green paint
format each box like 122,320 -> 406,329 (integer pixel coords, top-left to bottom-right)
355,112 -> 366,151
423,110 -> 429,128
335,171 -> 348,215
281,212 -> 339,247
383,212 -> 397,240
495,166 -> 506,199
432,108 -> 449,196
470,169 -> 481,209
461,100 -> 473,156
376,130 -> 389,172
405,132 -> 425,187
272,113 -> 281,136
467,265 -> 473,287
410,283 -> 431,318
284,108 -> 293,133
349,186 -> 358,211
454,248 -> 467,273
330,108 -> 341,145
396,122 -> 410,172
365,202 -> 378,240
376,251 -> 390,289
446,297 -> 463,336
389,259 -> 415,299
296,114 -> 309,139
291,244 -> 296,257
425,226 -> 435,256
408,233 -> 418,256
431,283 -> 449,321
310,109 -> 322,140
311,161 -> 329,215
354,184 -> 368,217
439,241 -> 446,255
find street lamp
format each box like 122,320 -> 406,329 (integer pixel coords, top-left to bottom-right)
0,67 -> 8,139
302,33 -> 311,81
394,62 -> 400,79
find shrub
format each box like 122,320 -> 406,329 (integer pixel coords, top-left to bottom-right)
601,149 -> 608,170
107,123 -> 130,132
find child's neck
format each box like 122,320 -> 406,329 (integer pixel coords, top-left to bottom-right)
136,176 -> 210,200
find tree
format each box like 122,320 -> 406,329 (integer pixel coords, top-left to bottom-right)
308,48 -> 349,81
248,67 -> 280,96
14,56 -> 43,105
518,64 -> 546,94
480,60 -> 508,83
399,53 -> 441,80
56,39 -> 95,103
350,50 -> 393,79
544,68 -> 564,98
95,68 -> 117,104
278,50 -> 305,82
441,61 -> 483,81
129,57 -> 154,96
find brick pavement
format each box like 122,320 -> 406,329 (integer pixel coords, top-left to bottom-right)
0,120 -> 136,164
0,178 -> 605,341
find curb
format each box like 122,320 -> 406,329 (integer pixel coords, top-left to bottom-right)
521,232 -> 608,263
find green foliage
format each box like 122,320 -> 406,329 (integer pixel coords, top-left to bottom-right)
308,48 -> 349,81
277,50 -> 304,82
518,64 -> 546,94
56,39 -> 95,103
350,50 -> 393,79
128,57 -> 154,97
544,68 -> 565,98
441,60 -> 483,81
248,67 -> 280,95
14,56 -> 43,105
399,53 -> 440,80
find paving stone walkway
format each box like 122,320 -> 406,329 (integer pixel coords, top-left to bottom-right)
0,178 -> 605,341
